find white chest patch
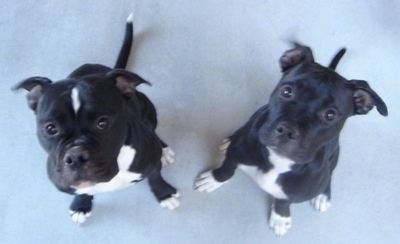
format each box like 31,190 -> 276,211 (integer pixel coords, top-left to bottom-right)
74,145 -> 142,195
238,147 -> 295,199
71,88 -> 81,115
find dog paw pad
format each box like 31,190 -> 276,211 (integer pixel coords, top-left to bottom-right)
69,210 -> 91,225
310,194 -> 331,212
269,209 -> 291,237
194,171 -> 227,192
160,193 -> 180,210
161,147 -> 175,167
219,139 -> 231,155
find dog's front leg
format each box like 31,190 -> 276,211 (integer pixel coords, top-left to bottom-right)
194,157 -> 238,192
152,136 -> 176,167
269,199 -> 292,237
311,182 -> 331,213
148,169 -> 180,210
69,194 -> 94,225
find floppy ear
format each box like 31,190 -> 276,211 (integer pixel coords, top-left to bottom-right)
279,42 -> 315,72
106,69 -> 151,95
349,79 -> 388,116
12,77 -> 52,111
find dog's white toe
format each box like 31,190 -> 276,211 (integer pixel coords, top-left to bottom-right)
219,139 -> 231,154
69,210 -> 91,225
269,208 -> 291,237
161,147 -> 175,167
310,194 -> 331,212
160,193 -> 180,210
194,171 -> 227,192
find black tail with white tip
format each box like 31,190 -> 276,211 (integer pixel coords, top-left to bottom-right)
114,13 -> 134,69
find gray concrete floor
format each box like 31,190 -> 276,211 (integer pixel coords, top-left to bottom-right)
1,1 -> 399,243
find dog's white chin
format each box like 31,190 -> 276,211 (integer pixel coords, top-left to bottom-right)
266,146 -> 309,164
71,180 -> 96,189
266,146 -> 287,158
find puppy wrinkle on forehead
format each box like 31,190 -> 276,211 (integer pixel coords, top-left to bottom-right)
71,88 -> 81,115
239,147 -> 295,199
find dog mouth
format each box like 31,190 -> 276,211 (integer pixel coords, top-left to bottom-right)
49,161 -> 118,192
71,180 -> 96,189
70,166 -> 116,187
261,125 -> 314,164
267,146 -> 293,159
266,145 -> 312,164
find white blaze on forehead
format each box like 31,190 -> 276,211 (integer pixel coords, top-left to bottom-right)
71,88 -> 81,114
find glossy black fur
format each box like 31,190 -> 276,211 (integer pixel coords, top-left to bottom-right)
13,17 -> 177,219
212,43 -> 388,223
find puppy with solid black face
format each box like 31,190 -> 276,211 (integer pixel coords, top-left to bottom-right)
13,14 -> 179,224
195,43 -> 388,236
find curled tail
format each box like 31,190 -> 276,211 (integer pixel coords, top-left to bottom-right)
328,48 -> 346,70
114,13 -> 134,69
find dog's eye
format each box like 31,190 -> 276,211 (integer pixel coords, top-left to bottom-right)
96,117 -> 110,130
280,85 -> 293,99
323,109 -> 337,122
44,123 -> 59,136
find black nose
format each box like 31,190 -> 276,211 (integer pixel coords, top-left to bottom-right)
63,146 -> 90,167
275,122 -> 299,140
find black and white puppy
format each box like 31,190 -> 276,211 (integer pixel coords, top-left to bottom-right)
13,14 -> 179,224
194,43 -> 388,236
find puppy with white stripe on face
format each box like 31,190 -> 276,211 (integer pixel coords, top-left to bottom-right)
13,14 -> 179,224
194,43 -> 388,236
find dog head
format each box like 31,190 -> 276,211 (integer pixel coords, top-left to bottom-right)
13,69 -> 149,192
259,43 -> 388,163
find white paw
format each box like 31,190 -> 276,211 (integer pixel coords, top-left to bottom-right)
194,170 -> 227,192
269,208 -> 292,237
310,194 -> 331,213
69,210 -> 91,225
219,138 -> 231,154
160,193 -> 180,210
161,147 -> 175,167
